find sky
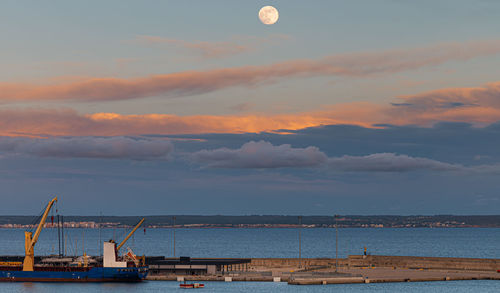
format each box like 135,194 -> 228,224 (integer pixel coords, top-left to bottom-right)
1,0 -> 500,215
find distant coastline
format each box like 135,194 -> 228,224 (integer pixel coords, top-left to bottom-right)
0,215 -> 498,229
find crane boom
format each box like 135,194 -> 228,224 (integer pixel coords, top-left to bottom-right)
23,196 -> 58,271
117,218 -> 145,251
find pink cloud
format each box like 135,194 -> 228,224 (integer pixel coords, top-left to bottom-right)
388,81 -> 500,125
3,78 -> 500,138
2,40 -> 500,103
398,81 -> 500,110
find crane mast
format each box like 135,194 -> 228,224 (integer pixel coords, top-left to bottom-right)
23,196 -> 58,271
117,218 -> 145,251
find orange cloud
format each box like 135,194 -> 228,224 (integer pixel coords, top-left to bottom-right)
389,81 -> 500,125
4,79 -> 500,137
2,40 -> 500,103
3,100 -> 500,138
398,81 -> 500,110
0,104 -> 383,137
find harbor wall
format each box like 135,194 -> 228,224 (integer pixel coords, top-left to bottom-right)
348,255 -> 500,271
249,258 -> 348,269
248,256 -> 500,271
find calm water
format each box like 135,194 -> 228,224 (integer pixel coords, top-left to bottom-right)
0,280 -> 499,293
0,228 -> 498,292
0,227 -> 498,259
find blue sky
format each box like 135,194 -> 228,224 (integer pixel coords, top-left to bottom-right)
1,1 -> 500,215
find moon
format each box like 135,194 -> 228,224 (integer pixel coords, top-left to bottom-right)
259,6 -> 279,25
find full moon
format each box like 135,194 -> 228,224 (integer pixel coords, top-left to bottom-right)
259,6 -> 279,25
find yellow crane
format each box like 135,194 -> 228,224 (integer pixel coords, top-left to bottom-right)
117,218 -> 145,251
23,196 -> 58,271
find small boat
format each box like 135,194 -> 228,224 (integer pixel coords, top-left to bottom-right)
180,281 -> 205,288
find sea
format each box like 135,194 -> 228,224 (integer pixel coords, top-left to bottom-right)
0,227 -> 498,292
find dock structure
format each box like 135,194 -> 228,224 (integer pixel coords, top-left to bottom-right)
2,254 -> 498,284
145,255 -> 500,284
146,256 -> 251,276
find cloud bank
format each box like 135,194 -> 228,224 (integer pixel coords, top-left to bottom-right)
0,136 -> 496,173
400,82 -> 500,111
2,93 -> 500,138
327,153 -> 462,172
192,141 -> 465,172
0,105 -> 382,137
2,40 -> 500,103
388,81 -> 500,126
192,140 -> 327,168
0,136 -> 174,160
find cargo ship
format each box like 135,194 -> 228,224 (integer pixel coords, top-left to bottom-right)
0,197 -> 148,282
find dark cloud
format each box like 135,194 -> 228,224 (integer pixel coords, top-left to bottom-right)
191,140 -> 327,168
171,122 -> 500,170
2,124 -> 500,214
328,153 -> 462,172
0,136 -> 174,160
391,103 -> 413,107
190,140 -> 468,172
445,102 -> 469,108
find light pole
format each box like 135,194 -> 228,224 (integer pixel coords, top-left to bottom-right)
173,216 -> 176,258
335,214 -> 339,272
298,215 -> 302,268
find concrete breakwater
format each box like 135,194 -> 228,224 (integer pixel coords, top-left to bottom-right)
147,255 -> 500,285
347,255 -> 500,271
249,255 -> 500,271
249,257 -> 349,269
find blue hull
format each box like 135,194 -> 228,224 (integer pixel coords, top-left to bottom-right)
0,266 -> 148,282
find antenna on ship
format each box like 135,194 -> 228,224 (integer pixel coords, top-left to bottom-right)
99,211 -> 103,256
51,206 -> 55,255
57,215 -> 61,257
82,230 -> 85,256
61,215 -> 65,257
